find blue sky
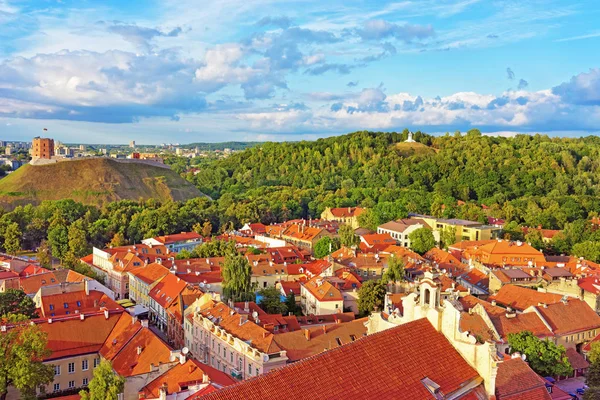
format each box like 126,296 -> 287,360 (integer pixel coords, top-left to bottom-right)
1,0 -> 600,144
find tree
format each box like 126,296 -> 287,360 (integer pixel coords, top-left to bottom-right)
36,240 -> 52,268
507,331 -> 573,377
440,226 -> 457,249
357,280 -> 386,316
222,253 -> 253,302
0,314 -> 54,400
408,227 -> 436,255
0,290 -> 38,319
108,232 -> 126,248
201,221 -> 213,237
284,291 -> 299,316
47,223 -> 69,260
79,359 -> 124,400
525,229 -> 545,251
382,255 -> 405,283
258,286 -> 287,315
338,224 -> 358,247
68,221 -> 90,258
357,209 -> 378,231
313,236 -> 338,259
3,223 -> 21,255
572,241 -> 600,263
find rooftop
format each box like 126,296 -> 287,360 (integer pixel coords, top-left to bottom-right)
200,318 -> 483,400
490,285 -> 564,311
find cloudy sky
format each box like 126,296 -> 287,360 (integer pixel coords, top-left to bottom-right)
1,0 -> 600,144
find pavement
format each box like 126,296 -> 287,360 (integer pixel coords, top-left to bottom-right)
555,376 -> 586,399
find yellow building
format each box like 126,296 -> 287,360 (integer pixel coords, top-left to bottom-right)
410,214 -> 502,243
127,262 -> 169,308
320,207 -> 365,229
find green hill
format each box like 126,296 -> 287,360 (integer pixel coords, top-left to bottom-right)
0,158 -> 204,208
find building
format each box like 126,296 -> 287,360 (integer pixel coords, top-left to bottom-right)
489,284 -> 564,312
200,318 -> 488,400
127,262 -> 170,308
184,301 -> 289,380
142,232 -> 203,253
137,358 -> 236,399
358,233 -> 396,253
489,268 -> 541,293
300,276 -> 343,315
461,239 -> 546,269
32,137 -> 55,160
410,214 -> 502,243
148,273 -> 189,331
320,207 -> 365,229
280,223 -> 330,253
377,219 -> 434,248
130,140 -> 136,148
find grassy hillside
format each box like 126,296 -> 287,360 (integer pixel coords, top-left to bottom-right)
0,158 -> 203,208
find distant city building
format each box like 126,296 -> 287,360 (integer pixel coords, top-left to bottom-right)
129,140 -> 136,148
32,137 -> 55,159
79,144 -> 85,151
175,147 -> 183,155
4,146 -> 12,156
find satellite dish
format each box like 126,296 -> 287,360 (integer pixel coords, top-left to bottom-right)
200,282 -> 205,288
252,311 -> 259,319
182,347 -> 189,355
206,284 -> 211,289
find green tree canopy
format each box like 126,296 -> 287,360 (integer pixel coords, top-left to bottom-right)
284,291 -> 300,316
0,289 -> 38,319
79,359 -> 124,400
408,227 -> 436,255
313,236 -> 339,259
222,253 -> 253,302
338,224 -> 359,247
572,241 -> 600,263
36,240 -> 52,268
357,280 -> 386,317
525,229 -> 545,251
507,331 -> 573,377
258,286 -> 287,315
0,314 -> 54,400
382,255 -> 405,283
3,222 -> 21,255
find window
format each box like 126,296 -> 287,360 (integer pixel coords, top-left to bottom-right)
54,365 -> 61,375
49,304 -> 54,311
53,383 -> 60,392
371,271 -> 376,276
65,311 -> 70,315
239,359 -> 243,370
82,359 -> 88,371
248,364 -> 252,375
68,362 -> 75,373
223,347 -> 227,358
83,378 -> 88,386
94,358 -> 100,368
230,352 -> 233,363
68,381 -> 75,389
76,301 -> 82,307
63,303 -> 69,309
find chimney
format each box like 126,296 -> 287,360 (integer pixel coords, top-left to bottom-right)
48,318 -> 52,324
137,346 -> 143,355
322,325 -> 327,334
491,300 -> 496,306
141,320 -> 149,328
188,365 -> 195,374
263,331 -> 268,339
85,280 -> 89,296
159,383 -> 168,400
80,313 -> 85,321
304,329 -> 311,341
179,353 -> 185,365
104,309 -> 109,319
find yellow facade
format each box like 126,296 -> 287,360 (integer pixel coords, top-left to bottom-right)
40,354 -> 100,396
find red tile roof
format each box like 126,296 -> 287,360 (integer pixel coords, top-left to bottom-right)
100,313 -> 143,361
495,358 -> 552,400
38,312 -> 122,361
491,313 -> 553,340
280,281 -> 301,296
140,359 -> 235,398
200,318 -> 483,400
149,273 -> 189,309
128,262 -> 170,284
272,318 -> 368,362
532,299 -> 600,335
328,207 -> 365,218
154,232 -> 202,244
359,233 -> 396,253
489,285 -> 564,311
566,348 -> 589,370
39,290 -> 122,318
458,295 -> 506,317
302,276 -> 343,302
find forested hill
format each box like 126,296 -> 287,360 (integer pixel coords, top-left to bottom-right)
187,130 -> 600,231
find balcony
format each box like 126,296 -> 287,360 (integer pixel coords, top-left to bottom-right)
230,368 -> 243,379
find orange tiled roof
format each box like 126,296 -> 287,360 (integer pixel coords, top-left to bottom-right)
533,299 -> 600,335
282,224 -> 326,242
489,285 -> 564,311
19,269 -> 87,295
464,240 -> 546,266
140,358 -> 235,398
199,302 -> 281,354
491,313 -> 553,340
459,295 -> 506,317
272,318 -> 368,362
459,313 -> 495,342
280,281 -> 301,296
149,273 -> 189,309
566,348 -> 589,370
378,218 -> 427,233
154,232 -> 202,244
303,276 -> 343,302
39,290 -> 122,318
424,248 -> 462,265
328,207 -> 365,218
200,318 -> 483,400
128,262 -> 170,284
359,233 -> 396,253
495,358 -> 552,400
110,326 -> 173,377
100,313 -> 143,361
38,312 -> 122,361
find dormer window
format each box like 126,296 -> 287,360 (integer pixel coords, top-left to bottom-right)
64,303 -> 69,309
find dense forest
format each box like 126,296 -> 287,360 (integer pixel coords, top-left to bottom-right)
2,129 -> 600,263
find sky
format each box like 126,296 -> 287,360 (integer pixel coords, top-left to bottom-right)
1,0 -> 600,144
